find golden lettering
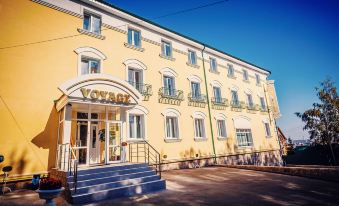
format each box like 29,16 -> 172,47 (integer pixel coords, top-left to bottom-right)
90,90 -> 99,99
117,94 -> 124,103
100,91 -> 108,99
80,88 -> 91,98
124,94 -> 130,103
108,92 -> 116,101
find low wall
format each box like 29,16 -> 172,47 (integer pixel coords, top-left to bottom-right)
222,165 -> 339,182
161,150 -> 282,170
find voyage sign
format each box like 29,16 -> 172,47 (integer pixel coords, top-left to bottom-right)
80,88 -> 130,104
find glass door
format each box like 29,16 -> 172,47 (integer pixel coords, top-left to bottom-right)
89,124 -> 100,165
106,122 -> 122,163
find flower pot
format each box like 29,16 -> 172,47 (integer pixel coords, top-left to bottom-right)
36,187 -> 64,206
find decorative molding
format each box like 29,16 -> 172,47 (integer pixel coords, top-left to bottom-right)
102,23 -> 126,34
124,43 -> 145,52
159,54 -> 176,61
186,62 -> 200,69
77,28 -> 106,40
31,0 -> 82,18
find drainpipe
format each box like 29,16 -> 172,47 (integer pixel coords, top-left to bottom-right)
201,45 -> 217,164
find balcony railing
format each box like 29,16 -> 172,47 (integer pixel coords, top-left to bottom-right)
247,103 -> 258,111
128,81 -> 152,97
260,106 -> 268,112
158,87 -> 184,101
188,93 -> 207,103
211,97 -> 228,106
230,100 -> 242,108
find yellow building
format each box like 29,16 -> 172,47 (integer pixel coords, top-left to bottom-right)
0,0 -> 282,179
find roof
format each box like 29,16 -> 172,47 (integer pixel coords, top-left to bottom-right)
93,0 -> 271,74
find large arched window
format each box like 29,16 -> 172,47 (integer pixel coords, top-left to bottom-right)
126,105 -> 149,140
74,47 -> 107,76
187,75 -> 203,100
233,116 -> 253,147
161,108 -> 181,141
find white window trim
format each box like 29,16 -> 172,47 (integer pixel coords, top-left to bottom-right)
74,47 -> 106,76
262,119 -> 272,138
83,10 -> 102,34
209,57 -> 218,73
126,106 -> 149,141
188,50 -> 197,65
192,111 -> 207,140
123,59 -> 147,83
127,27 -> 142,48
161,39 -> 173,58
214,113 -> 228,139
162,108 -> 181,141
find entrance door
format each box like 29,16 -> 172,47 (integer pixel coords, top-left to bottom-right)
106,122 -> 122,163
89,124 -> 100,164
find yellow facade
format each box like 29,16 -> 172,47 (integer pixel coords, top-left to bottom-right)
0,0 -> 282,177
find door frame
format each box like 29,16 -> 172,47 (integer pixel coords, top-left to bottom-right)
89,123 -> 100,165
105,121 -> 123,164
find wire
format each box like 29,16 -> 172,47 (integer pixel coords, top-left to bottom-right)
0,0 -> 228,50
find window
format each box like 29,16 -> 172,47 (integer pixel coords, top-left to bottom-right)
128,68 -> 143,92
243,69 -> 249,81
236,129 -> 253,147
231,90 -> 239,105
191,82 -> 201,99
217,120 -> 227,138
161,40 -> 172,57
81,57 -> 100,75
188,50 -> 197,65
213,86 -> 222,103
260,97 -> 266,110
247,94 -> 254,107
255,74 -> 261,85
228,65 -> 235,77
129,114 -> 144,139
194,118 -> 206,138
264,122 -> 271,137
83,13 -> 101,34
210,58 -> 217,72
166,116 -> 179,139
163,76 -> 175,96
128,28 -> 141,48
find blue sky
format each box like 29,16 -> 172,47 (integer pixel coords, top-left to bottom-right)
107,0 -> 339,140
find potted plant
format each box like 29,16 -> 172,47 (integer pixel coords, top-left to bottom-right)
36,177 -> 64,206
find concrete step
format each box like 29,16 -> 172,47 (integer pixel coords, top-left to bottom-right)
71,175 -> 160,194
72,179 -> 166,205
68,170 -> 156,188
71,163 -> 148,176
68,166 -> 152,181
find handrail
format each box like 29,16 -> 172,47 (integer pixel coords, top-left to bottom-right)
58,143 -> 78,194
188,93 -> 207,103
128,140 -> 161,178
158,87 -> 184,101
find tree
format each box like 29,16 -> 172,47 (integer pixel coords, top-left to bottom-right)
295,78 -> 339,165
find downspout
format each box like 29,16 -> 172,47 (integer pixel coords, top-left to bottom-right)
201,45 -> 217,164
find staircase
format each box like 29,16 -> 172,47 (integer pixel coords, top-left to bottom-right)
68,163 -> 166,204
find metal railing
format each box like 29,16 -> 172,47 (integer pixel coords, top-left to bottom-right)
128,81 -> 152,97
188,93 -> 207,103
158,87 -> 184,101
211,97 -> 228,106
128,141 -> 161,178
230,100 -> 242,108
58,143 -> 78,193
246,103 -> 259,111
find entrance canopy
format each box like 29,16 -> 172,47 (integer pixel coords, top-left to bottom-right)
56,74 -> 142,111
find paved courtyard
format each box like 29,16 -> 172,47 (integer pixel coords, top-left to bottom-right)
1,167 -> 339,206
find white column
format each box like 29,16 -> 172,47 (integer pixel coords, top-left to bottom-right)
61,104 -> 72,171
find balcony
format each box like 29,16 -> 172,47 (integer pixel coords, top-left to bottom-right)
128,81 -> 153,100
260,106 -> 268,113
158,87 -> 184,105
246,104 -> 259,113
188,93 -> 207,108
231,101 -> 244,111
211,97 -> 228,110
